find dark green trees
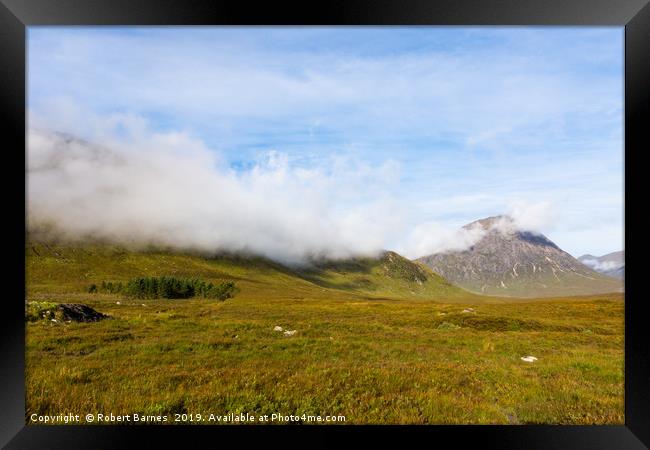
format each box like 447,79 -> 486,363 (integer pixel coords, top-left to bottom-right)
94,277 -> 236,300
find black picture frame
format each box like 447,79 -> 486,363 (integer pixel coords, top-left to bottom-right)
1,1 -> 647,448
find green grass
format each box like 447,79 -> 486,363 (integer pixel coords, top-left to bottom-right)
25,240 -> 624,424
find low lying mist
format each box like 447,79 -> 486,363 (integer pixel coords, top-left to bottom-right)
27,127 -> 556,264
27,128 -> 403,265
580,259 -> 623,272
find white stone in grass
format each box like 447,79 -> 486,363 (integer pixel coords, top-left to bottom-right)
461,308 -> 475,313
116,301 -> 121,305
273,326 -> 283,332
283,330 -> 297,336
520,356 -> 538,363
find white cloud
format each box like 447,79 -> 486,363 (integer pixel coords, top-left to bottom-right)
399,200 -> 558,259
507,200 -> 557,233
27,122 -> 405,265
397,221 -> 488,259
26,115 -> 622,262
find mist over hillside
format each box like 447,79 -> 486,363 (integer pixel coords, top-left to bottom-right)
28,128 -> 566,266
579,251 -> 625,279
27,128 -> 397,265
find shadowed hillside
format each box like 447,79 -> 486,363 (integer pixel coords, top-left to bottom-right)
26,240 -> 477,303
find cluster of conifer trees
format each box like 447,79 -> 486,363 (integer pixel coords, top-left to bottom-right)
88,277 -> 236,300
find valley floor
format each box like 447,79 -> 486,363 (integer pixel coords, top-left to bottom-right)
26,290 -> 624,424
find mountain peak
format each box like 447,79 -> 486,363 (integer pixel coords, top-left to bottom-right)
461,215 -> 558,250
416,216 -> 623,298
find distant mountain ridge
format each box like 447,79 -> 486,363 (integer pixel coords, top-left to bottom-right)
578,251 -> 624,279
416,215 -> 623,298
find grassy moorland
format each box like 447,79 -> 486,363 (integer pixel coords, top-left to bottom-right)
25,241 -> 624,424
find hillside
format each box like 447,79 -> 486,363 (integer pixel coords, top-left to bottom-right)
26,240 -> 476,303
297,250 -> 472,300
416,216 -> 623,298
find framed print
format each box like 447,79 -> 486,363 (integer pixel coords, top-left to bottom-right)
1,0 -> 648,448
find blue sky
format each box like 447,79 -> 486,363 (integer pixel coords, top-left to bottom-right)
27,27 -> 624,259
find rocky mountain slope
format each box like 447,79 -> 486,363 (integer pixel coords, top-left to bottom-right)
416,216 -> 623,298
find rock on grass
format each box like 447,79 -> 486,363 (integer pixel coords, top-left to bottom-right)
26,302 -> 110,323
58,304 -> 110,322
